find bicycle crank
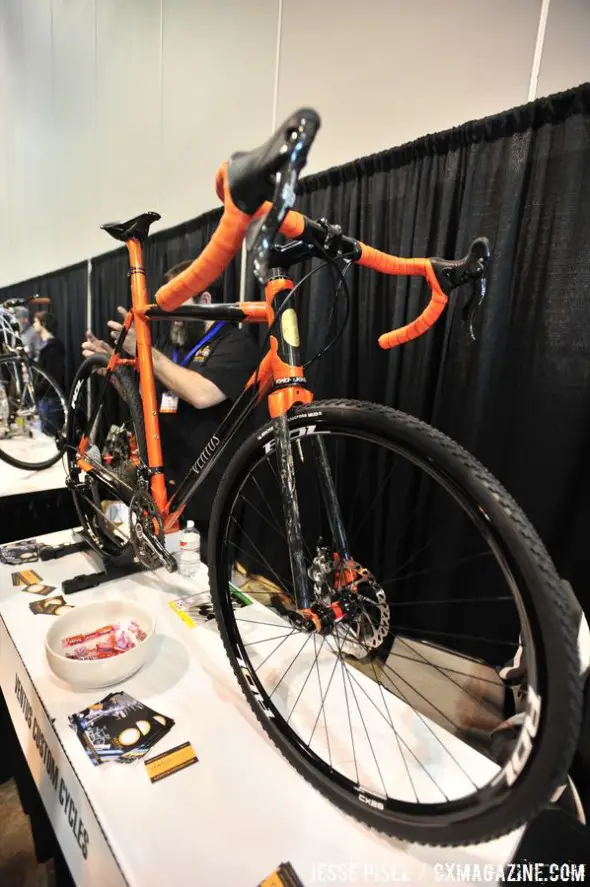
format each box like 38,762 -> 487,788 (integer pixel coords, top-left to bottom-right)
129,489 -> 177,573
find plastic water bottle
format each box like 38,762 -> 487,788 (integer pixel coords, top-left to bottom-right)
178,520 -> 201,578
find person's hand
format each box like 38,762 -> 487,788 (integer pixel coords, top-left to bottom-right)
108,307 -> 137,356
82,330 -> 112,360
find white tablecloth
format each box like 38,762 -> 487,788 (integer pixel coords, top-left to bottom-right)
0,458 -> 66,498
0,529 -> 522,887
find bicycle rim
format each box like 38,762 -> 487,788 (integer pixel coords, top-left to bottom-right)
210,401 -> 580,844
0,356 -> 65,470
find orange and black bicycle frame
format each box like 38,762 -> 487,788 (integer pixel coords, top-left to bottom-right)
75,109 -> 488,614
80,237 -> 317,543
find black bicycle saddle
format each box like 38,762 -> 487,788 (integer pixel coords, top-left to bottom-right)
101,211 -> 161,243
227,108 -> 320,215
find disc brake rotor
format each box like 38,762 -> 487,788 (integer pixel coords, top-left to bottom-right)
309,549 -> 390,659
333,568 -> 390,660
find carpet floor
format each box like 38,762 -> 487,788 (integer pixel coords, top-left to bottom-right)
0,779 -> 55,887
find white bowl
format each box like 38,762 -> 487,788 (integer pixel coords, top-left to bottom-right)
45,599 -> 156,690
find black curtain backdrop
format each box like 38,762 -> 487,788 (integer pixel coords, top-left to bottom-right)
0,489 -> 78,545
0,261 -> 87,391
1,84 -> 589,626
241,82 -> 590,621
1,84 -> 590,818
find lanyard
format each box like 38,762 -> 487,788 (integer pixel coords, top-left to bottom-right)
172,321 -> 225,367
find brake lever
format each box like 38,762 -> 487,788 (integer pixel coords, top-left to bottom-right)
462,275 -> 487,342
431,237 -> 491,343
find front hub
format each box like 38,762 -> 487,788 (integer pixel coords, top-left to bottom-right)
285,547 -> 391,659
288,592 -> 364,634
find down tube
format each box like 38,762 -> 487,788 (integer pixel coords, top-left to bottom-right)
168,384 -> 261,512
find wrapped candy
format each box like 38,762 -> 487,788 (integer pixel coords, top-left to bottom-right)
62,620 -> 147,661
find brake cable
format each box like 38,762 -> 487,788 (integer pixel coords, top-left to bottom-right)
251,259 -> 331,395
303,240 -> 353,371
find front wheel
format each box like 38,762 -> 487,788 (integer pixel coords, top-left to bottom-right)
209,399 -> 581,846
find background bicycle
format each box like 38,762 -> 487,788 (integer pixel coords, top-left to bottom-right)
0,297 -> 67,471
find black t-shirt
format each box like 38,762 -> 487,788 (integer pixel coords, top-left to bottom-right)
156,324 -> 259,520
36,337 -> 66,393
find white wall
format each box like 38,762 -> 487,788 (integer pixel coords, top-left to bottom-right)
0,0 -> 588,287
536,0 -> 590,97
277,0 -> 541,175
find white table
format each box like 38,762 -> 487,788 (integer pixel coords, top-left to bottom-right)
0,457 -> 66,498
0,529 -> 523,887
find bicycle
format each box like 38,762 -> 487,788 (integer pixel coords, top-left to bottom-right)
0,296 -> 67,471
65,108 -> 582,846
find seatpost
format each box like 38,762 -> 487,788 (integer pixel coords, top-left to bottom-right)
126,239 -> 168,512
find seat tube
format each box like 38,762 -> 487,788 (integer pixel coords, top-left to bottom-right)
126,239 -> 167,511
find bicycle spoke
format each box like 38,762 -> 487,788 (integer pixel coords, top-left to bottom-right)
344,654 -> 400,798
312,635 -> 334,767
386,622 -> 518,648
76,488 -> 131,542
218,414 -> 545,824
332,623 -> 386,791
237,491 -> 288,545
254,627 -> 300,673
236,616 -> 296,630
350,459 -> 401,540
394,636 -> 505,706
242,631 -> 297,647
338,644 -> 360,786
331,620 -> 445,797
379,517 -> 463,590
386,594 -> 512,607
228,517 -> 292,592
266,631 -> 315,699
385,648 -> 504,687
229,547 -> 292,593
379,550 -> 495,588
244,476 -> 289,544
341,656 -> 446,799
308,642 -> 342,751
344,440 -> 369,534
363,637 -> 420,803
285,634 -> 326,726
357,641 -> 479,789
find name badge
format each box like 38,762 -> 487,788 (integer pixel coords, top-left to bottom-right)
160,392 -> 178,414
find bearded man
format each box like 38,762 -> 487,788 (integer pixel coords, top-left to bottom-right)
82,262 -> 258,557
